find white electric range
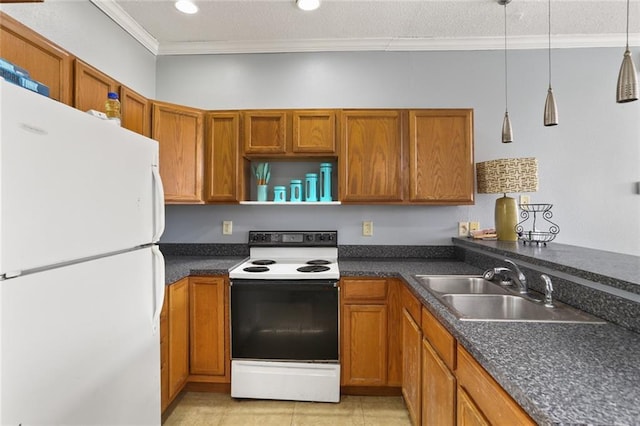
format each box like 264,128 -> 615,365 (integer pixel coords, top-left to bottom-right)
228,231 -> 340,403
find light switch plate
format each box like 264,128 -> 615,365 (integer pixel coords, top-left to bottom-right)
519,195 -> 531,205
362,221 -> 373,236
469,222 -> 480,233
458,222 -> 470,237
222,221 -> 233,235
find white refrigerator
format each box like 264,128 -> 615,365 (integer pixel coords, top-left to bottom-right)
0,80 -> 166,425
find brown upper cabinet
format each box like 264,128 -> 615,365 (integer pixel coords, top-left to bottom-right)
120,85 -> 151,137
409,109 -> 474,204
204,112 -> 243,203
292,110 -> 337,154
339,110 -> 404,202
152,101 -> 204,204
340,109 -> 474,204
0,12 -> 72,105
73,59 -> 118,114
243,110 -> 337,157
243,110 -> 287,155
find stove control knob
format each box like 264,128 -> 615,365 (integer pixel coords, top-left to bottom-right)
306,234 -> 314,242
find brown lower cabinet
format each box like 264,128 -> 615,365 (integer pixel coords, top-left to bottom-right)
456,346 -> 535,425
402,308 -> 422,424
160,276 -> 230,413
340,277 -> 402,389
159,297 -> 169,412
160,276 -> 535,423
166,278 -> 189,403
421,306 -> 456,426
416,292 -> 535,426
189,276 -> 230,381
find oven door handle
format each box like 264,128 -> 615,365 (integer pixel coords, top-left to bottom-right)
230,280 -> 339,290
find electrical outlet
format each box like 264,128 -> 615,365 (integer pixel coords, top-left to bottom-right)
362,221 -> 373,236
222,221 -> 233,235
470,221 -> 480,233
458,222 -> 470,237
519,195 -> 531,205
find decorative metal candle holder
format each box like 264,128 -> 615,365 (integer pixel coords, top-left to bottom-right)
515,203 -> 560,246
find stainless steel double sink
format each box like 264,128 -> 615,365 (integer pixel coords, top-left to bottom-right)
414,275 -> 605,323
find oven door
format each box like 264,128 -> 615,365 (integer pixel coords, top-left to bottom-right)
230,279 -> 339,362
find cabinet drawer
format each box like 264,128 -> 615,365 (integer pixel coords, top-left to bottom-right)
457,346 -> 535,426
341,278 -> 388,302
421,307 -> 456,370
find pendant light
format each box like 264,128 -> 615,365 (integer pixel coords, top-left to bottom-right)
617,0 -> 638,103
499,0 -> 513,143
544,0 -> 558,126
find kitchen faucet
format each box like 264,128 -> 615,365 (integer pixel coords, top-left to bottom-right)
483,258 -> 542,303
503,259 -> 528,295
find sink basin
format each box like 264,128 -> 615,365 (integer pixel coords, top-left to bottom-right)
414,275 -> 509,295
439,294 -> 606,323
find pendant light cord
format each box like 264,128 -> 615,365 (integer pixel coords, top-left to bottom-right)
625,0 -> 630,50
548,0 -> 552,88
504,2 -> 508,112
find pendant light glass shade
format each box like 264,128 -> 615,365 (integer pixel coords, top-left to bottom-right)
502,112 -> 513,143
544,88 -> 558,126
617,50 -> 639,103
616,0 -> 638,103
544,0 -> 559,126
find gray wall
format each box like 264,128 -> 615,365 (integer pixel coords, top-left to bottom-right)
0,1 -> 157,98
157,50 -> 640,256
1,4 -> 638,255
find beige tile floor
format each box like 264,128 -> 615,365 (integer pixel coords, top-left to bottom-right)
164,392 -> 412,426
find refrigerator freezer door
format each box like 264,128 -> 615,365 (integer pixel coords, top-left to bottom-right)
0,247 -> 162,425
0,81 -> 164,276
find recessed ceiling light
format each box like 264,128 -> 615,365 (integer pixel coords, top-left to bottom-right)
296,0 -> 320,12
175,0 -> 198,14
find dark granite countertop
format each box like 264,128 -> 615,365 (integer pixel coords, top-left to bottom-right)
454,237 -> 640,293
164,254 -> 640,426
164,255 -> 245,284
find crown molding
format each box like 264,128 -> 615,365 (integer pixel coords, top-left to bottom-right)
158,34 -> 640,56
90,0 -> 159,55
90,0 -> 638,56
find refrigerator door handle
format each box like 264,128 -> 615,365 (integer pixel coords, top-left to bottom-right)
151,165 -> 165,243
151,245 -> 165,333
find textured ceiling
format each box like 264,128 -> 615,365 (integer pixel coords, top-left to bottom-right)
91,0 -> 640,55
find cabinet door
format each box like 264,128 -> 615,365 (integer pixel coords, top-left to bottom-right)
402,309 -> 422,426
168,278 -> 189,402
457,387 -> 490,426
120,85 -> 151,137
160,299 -> 169,413
292,110 -> 337,154
74,59 -> 118,113
408,110 -> 474,204
204,112 -> 242,202
423,337 -> 456,426
341,304 -> 388,386
189,277 -> 229,380
340,110 -> 403,202
386,280 -> 403,387
0,12 -> 72,104
243,110 -> 287,155
152,101 -> 204,203
457,346 -> 535,425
